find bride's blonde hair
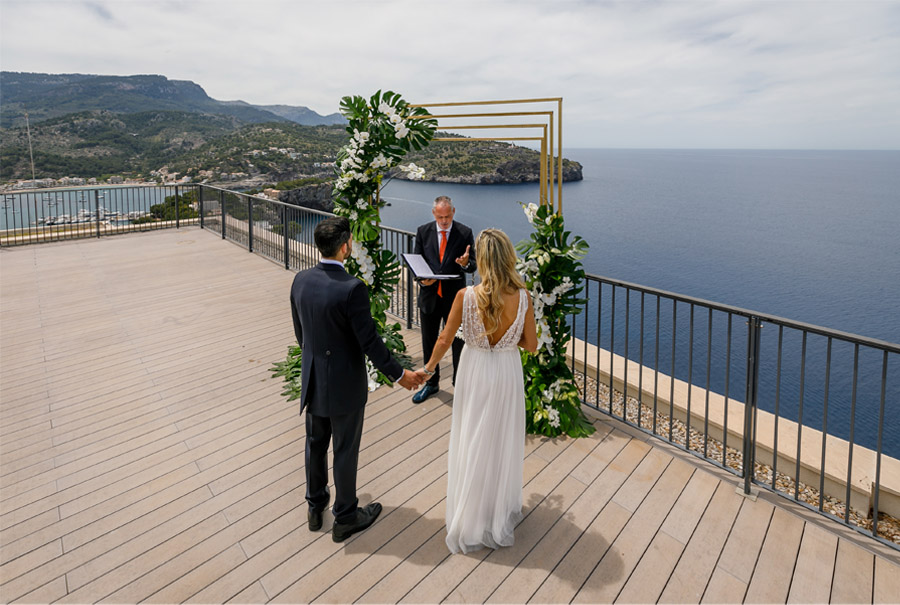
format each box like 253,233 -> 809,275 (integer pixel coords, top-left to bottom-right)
475,229 -> 526,336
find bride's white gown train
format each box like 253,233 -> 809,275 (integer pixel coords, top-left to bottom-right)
445,286 -> 527,554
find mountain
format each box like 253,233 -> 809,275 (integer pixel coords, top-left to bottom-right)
0,110 -> 246,181
0,110 -> 583,187
0,73 -> 582,187
0,72 -> 344,128
226,102 -> 345,126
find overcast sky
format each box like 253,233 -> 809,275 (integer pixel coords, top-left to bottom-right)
2,0 -> 899,149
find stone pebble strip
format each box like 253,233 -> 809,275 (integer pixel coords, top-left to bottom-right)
573,372 -> 900,545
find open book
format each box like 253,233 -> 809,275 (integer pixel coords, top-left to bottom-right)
402,253 -> 464,281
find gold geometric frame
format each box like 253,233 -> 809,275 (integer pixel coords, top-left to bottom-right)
409,98 -> 564,214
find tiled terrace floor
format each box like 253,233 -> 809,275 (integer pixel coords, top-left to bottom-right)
1,227 -> 899,604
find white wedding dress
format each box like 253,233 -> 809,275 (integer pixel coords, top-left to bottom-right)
445,286 -> 527,554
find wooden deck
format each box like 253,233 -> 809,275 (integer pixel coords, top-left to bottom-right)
2,227 -> 899,604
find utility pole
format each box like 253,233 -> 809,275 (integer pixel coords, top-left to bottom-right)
25,111 -> 37,185
25,111 -> 38,232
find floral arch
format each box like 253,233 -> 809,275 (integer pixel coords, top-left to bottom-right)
276,92 -> 593,438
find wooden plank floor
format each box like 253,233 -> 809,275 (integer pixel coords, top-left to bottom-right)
2,227 -> 899,604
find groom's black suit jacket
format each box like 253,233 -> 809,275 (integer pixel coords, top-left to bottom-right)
414,221 -> 477,314
290,262 -> 403,416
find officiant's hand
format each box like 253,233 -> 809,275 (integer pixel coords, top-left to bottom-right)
398,369 -> 425,390
455,245 -> 471,267
420,278 -> 436,286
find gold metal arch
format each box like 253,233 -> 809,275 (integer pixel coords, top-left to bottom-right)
409,98 -> 564,214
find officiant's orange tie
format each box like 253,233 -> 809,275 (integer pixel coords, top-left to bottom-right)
438,230 -> 447,297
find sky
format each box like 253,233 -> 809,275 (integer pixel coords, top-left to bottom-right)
1,0 -> 899,149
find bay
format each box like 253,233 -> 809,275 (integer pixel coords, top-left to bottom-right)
381,149 -> 900,456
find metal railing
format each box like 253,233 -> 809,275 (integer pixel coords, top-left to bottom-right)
570,274 -> 899,550
0,185 -> 196,246
195,185 -> 420,327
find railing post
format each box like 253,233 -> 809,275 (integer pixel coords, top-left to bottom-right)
175,185 -> 180,229
220,190 -> 226,240
247,195 -> 254,252
282,205 -> 290,270
406,236 -> 414,329
742,315 -> 763,495
199,185 -> 205,230
94,189 -> 101,238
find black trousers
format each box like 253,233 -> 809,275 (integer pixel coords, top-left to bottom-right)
304,407 -> 365,524
420,292 -> 463,388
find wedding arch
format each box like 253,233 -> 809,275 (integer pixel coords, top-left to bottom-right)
275,93 -> 593,438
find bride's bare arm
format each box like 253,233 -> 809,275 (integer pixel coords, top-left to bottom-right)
518,296 -> 538,353
421,289 -> 466,374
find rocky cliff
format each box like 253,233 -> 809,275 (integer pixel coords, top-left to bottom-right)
401,157 -> 583,185
277,182 -> 334,212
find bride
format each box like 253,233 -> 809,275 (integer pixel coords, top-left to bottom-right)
416,228 -> 537,554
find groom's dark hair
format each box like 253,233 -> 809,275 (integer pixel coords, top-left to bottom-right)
314,216 -> 352,258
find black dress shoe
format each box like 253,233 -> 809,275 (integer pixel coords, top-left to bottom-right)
308,508 -> 324,531
332,502 -> 383,542
412,383 -> 439,404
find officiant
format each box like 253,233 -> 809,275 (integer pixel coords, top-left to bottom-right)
411,196 -> 477,404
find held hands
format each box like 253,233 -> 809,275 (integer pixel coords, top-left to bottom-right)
398,369 -> 425,390
455,245 -> 471,267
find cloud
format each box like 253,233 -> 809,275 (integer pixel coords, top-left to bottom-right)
1,0 -> 898,148
83,1 -> 115,22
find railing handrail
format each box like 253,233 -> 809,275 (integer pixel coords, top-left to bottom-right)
4,183 -> 895,352
585,272 -> 900,353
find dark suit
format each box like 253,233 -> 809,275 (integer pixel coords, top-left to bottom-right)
414,221 -> 476,387
290,261 -> 403,522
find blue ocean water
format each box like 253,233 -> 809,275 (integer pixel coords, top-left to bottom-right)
381,149 -> 900,456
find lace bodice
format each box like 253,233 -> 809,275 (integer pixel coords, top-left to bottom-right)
461,286 -> 528,352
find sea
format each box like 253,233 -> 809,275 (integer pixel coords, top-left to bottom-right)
379,149 -> 900,457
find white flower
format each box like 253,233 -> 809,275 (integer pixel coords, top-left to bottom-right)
399,163 -> 425,180
351,240 -> 375,285
536,318 -> 553,351
349,210 -> 358,221
370,153 -> 390,169
356,198 -> 367,209
378,101 -> 393,115
365,359 -> 380,391
523,202 -> 539,225
548,408 -> 561,428
518,258 -> 539,277
545,216 -> 552,225
389,113 -> 403,125
395,124 -> 409,138
335,175 -> 351,191
540,292 -> 557,306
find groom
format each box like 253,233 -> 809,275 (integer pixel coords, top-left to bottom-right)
290,216 -> 423,542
